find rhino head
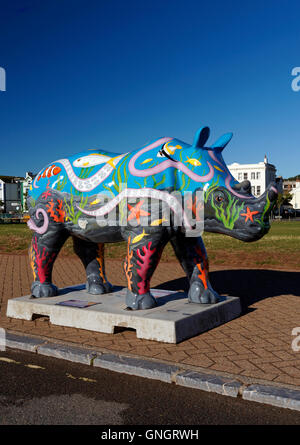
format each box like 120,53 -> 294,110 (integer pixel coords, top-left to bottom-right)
204,178 -> 278,242
162,126 -> 278,241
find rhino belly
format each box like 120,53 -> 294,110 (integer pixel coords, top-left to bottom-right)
68,224 -> 124,244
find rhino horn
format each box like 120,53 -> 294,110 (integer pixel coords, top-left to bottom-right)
232,180 -> 251,195
193,126 -> 210,148
211,132 -> 233,151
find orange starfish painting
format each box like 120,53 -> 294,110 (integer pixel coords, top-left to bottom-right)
240,207 -> 259,223
127,200 -> 150,225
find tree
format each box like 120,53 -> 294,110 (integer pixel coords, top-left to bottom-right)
286,174 -> 300,181
23,191 -> 28,212
276,192 -> 293,217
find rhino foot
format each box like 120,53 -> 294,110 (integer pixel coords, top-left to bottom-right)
31,281 -> 58,298
126,289 -> 157,310
188,281 -> 219,304
86,275 -> 112,295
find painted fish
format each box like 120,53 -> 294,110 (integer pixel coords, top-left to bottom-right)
157,142 -> 182,158
131,229 -> 149,244
73,154 -> 111,168
105,156 -> 122,169
184,157 -> 201,167
150,218 -> 168,226
214,165 -> 224,172
90,198 -> 101,205
73,153 -> 123,169
164,142 -> 182,155
37,165 -> 61,181
140,158 -> 153,164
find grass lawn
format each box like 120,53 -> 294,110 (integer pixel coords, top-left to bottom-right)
0,220 -> 299,269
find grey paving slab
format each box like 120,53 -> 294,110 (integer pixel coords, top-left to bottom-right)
176,370 -> 242,397
93,353 -> 179,383
37,342 -> 97,365
6,285 -> 242,343
0,328 -> 6,352
242,384 -> 300,411
5,331 -> 47,352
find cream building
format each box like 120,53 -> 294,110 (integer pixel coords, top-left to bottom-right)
283,179 -> 300,193
228,155 -> 281,197
291,185 -> 300,209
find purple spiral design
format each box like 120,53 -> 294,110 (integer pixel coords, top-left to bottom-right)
27,208 -> 49,234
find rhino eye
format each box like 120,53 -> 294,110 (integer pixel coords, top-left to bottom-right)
214,192 -> 225,203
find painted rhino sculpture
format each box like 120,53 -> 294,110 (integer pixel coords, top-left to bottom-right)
27,126 -> 278,309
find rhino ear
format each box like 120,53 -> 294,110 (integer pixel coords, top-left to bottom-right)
192,126 -> 210,148
211,132 -> 233,151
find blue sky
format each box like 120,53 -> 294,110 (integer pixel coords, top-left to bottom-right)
0,0 -> 300,178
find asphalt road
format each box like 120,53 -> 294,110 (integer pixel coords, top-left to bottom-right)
0,348 -> 299,427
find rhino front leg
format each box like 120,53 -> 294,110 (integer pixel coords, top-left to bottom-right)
30,229 -> 69,298
123,229 -> 166,310
72,237 -> 112,294
171,234 -> 220,304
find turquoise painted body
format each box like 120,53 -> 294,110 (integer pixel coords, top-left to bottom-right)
29,128 -> 241,202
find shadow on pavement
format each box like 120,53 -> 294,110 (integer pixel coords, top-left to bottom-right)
156,269 -> 300,312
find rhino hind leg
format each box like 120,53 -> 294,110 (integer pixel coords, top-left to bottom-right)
123,229 -> 167,310
171,234 -> 220,304
72,237 -> 112,294
188,280 -> 219,304
125,289 -> 157,311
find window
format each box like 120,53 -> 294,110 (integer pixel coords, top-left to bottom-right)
257,186 -> 261,195
251,186 -> 255,195
244,172 -> 248,180
256,172 -> 261,180
238,173 -> 242,181
251,172 -> 255,180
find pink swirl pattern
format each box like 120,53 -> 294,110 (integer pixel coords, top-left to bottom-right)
129,138 -> 215,183
27,208 -> 49,234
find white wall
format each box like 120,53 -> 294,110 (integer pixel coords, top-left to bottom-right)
291,187 -> 300,209
228,163 -> 266,196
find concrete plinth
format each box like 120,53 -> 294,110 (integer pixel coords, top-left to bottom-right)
6,285 -> 241,343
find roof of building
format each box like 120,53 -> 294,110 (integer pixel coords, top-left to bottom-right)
228,161 -> 276,169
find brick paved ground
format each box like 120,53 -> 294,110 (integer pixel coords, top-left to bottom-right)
1,254 -> 300,387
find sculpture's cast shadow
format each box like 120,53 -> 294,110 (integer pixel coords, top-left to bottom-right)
155,269 -> 300,312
